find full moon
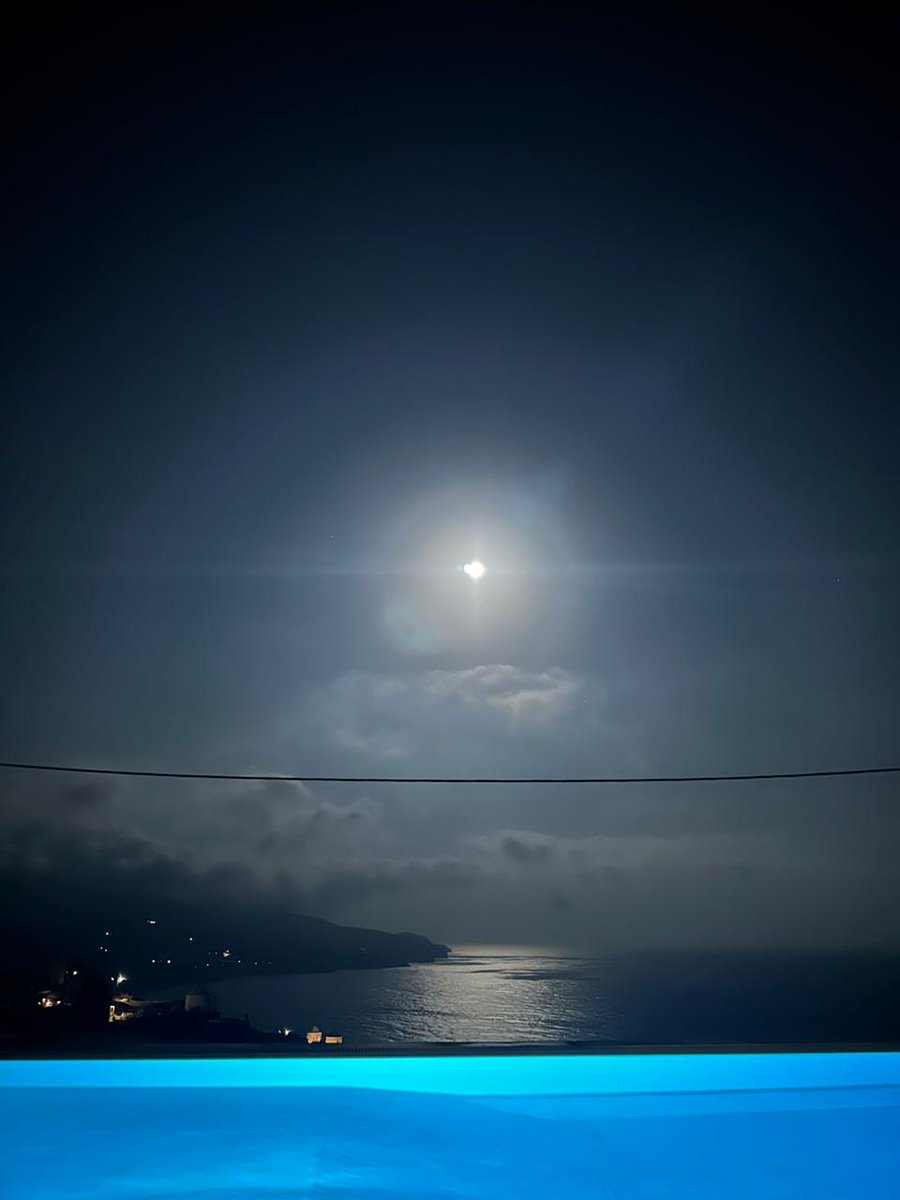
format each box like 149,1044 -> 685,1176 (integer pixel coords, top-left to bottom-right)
463,560 -> 485,580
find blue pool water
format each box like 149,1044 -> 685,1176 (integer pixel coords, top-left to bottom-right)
2,1053 -> 899,1197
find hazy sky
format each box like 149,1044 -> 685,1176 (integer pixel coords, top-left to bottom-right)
3,7 -> 897,952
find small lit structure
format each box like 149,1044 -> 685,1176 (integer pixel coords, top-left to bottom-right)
306,1025 -> 343,1046
108,1003 -> 136,1023
37,991 -> 62,1009
108,994 -> 143,1023
184,988 -> 211,1013
108,992 -> 188,1024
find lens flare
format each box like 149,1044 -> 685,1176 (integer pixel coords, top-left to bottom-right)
463,560 -> 485,580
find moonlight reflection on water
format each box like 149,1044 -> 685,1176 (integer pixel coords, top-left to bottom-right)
211,947 -> 620,1046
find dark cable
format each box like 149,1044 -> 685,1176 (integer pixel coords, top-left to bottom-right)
0,762 -> 897,784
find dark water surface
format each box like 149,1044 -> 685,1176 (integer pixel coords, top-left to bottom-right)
193,946 -> 900,1046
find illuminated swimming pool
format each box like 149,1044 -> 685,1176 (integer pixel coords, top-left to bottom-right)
3,1051 -> 899,1197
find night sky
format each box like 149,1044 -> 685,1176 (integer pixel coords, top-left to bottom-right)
2,5 -> 898,952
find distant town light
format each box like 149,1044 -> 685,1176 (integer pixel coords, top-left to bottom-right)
222,949 -> 232,958
147,919 -> 157,925
115,973 -> 127,985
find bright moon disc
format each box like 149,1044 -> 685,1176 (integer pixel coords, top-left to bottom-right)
463,560 -> 485,580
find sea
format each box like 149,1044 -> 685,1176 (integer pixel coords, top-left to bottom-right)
184,945 -> 900,1047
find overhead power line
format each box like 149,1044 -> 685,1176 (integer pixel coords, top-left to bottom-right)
0,761 -> 897,785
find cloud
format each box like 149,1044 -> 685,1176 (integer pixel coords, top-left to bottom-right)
0,774 -> 115,828
332,726 -> 413,760
0,773 -> 386,894
307,855 -> 480,913
422,665 -> 579,721
312,664 -> 581,761
254,795 -> 380,857
498,832 -> 558,864
62,782 -> 110,809
432,823 -> 900,951
3,758 -> 897,957
472,827 -> 778,877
